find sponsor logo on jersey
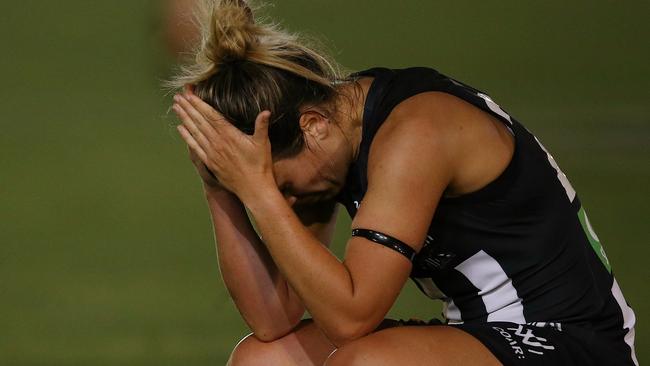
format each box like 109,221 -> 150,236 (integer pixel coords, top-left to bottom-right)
414,235 -> 456,271
492,325 -> 557,359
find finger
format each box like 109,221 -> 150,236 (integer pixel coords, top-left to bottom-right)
177,124 -> 209,163
185,92 -> 229,127
186,145 -> 219,181
174,94 -> 218,137
184,96 -> 250,141
174,94 -> 214,133
174,95 -> 218,144
253,110 -> 272,143
173,103 -> 214,150
186,145 -> 201,164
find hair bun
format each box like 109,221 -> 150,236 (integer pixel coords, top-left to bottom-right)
167,0 -> 342,92
207,0 -> 257,63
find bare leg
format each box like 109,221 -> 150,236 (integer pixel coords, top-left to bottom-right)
325,325 -> 501,366
227,319 -> 336,366
226,319 -> 498,366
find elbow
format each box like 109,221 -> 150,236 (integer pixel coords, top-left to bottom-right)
323,318 -> 376,348
251,329 -> 288,343
245,302 -> 305,343
248,311 -> 305,343
251,321 -> 300,343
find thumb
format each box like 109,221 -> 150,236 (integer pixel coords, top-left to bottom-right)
253,110 -> 272,143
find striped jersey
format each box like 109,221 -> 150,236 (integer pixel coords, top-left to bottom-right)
335,67 -> 637,364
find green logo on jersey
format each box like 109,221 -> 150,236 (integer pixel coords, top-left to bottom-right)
578,207 -> 611,273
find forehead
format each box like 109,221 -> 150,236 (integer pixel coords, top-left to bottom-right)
273,154 -> 313,182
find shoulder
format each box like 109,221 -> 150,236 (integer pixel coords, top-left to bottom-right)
354,93 -> 460,249
366,91 -> 465,182
367,90 -> 515,198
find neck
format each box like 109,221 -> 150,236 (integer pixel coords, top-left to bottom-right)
333,77 -> 372,163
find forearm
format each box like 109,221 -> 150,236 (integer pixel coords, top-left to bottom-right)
203,187 -> 304,340
243,187 -> 367,344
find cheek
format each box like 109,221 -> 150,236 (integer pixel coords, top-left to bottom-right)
294,164 -> 321,189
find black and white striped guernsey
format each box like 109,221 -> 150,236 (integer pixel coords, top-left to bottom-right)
335,67 -> 637,365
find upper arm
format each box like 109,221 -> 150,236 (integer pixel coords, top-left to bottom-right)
341,103 -> 456,329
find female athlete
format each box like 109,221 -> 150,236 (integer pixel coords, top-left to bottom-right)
170,1 -> 638,364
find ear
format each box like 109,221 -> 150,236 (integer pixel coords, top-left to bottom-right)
299,110 -> 330,141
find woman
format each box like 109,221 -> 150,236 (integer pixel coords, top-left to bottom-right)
170,1 -> 638,365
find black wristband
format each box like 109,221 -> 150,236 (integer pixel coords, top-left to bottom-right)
351,228 -> 416,262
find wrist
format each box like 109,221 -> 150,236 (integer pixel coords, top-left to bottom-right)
239,182 -> 284,213
204,184 -> 235,200
235,174 -> 278,203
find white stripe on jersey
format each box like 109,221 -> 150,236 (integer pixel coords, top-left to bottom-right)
535,137 -> 577,202
444,299 -> 463,324
476,92 -> 513,125
453,250 -> 526,324
611,279 -> 638,365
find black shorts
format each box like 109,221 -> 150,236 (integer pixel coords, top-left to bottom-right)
456,322 -> 589,365
398,319 -> 636,365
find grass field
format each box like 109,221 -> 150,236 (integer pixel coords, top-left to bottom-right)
1,1 -> 647,364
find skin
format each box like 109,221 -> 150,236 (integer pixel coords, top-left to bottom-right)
172,79 -> 513,365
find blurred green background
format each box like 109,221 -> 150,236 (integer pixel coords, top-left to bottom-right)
1,1 -> 647,364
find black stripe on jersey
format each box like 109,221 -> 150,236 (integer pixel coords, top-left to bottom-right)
440,272 -> 489,323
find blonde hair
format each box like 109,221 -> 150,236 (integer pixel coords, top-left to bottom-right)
168,0 -> 346,157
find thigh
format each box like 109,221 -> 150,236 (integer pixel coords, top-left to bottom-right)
325,325 -> 502,366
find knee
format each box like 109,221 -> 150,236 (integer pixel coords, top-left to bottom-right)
227,333 -> 273,366
228,319 -> 336,366
324,347 -> 355,366
324,340 -> 374,366
324,327 -> 404,366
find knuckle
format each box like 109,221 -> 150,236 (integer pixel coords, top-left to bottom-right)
207,108 -> 222,119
